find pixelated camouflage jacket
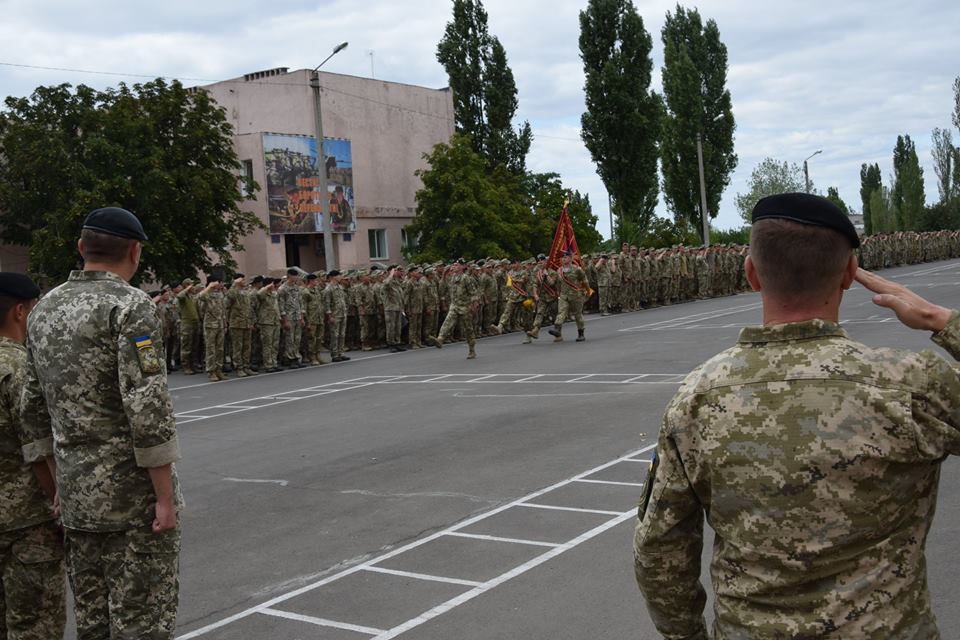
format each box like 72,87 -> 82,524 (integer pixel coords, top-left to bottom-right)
278,282 -> 302,320
323,283 -> 348,318
635,314 -> 960,640
0,337 -> 54,532
448,272 -> 478,310
20,271 -> 182,532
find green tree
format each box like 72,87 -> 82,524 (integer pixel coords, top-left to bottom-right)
859,163 -> 882,235
523,172 -> 602,255
930,127 -> 956,204
437,0 -> 531,174
734,157 -> 805,223
579,0 -> 662,239
660,4 -> 737,241
407,135 -> 533,262
826,187 -> 850,215
870,186 -> 896,233
891,135 -> 925,230
0,80 -> 261,286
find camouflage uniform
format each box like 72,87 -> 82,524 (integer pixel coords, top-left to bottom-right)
0,337 -> 65,640
381,272 -> 405,348
21,270 -> 182,639
256,287 -> 281,370
225,284 -> 254,375
635,314 -> 960,640
323,281 -> 348,360
198,287 -> 226,378
435,270 -> 478,354
421,275 -> 440,346
176,288 -> 200,372
278,281 -> 303,365
404,277 -> 425,349
553,263 -> 588,339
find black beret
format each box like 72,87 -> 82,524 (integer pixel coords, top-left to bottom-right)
286,267 -> 299,276
234,273 -> 245,279
207,275 -> 221,284
327,269 -> 341,277
251,275 -> 264,284
752,193 -> 860,248
0,273 -> 41,300
306,273 -> 318,280
82,207 -> 148,241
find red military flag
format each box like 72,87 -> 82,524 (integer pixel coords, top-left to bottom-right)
547,199 -> 581,269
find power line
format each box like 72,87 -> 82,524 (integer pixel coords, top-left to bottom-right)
0,60 -> 214,82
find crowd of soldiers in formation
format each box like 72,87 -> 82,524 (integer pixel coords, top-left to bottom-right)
150,231 -> 960,377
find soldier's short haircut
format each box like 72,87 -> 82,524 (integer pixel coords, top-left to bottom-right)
0,296 -> 24,322
750,218 -> 852,299
80,228 -> 135,263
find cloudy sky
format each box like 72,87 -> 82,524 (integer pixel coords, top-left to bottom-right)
1,0 -> 958,237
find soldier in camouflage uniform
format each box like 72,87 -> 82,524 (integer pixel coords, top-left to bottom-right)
278,268 -> 305,368
527,262 -> 559,339
0,273 -> 65,640
421,269 -> 440,346
635,193 -> 960,640
547,253 -> 589,343
404,268 -> 425,349
428,260 -> 479,359
176,279 -> 201,374
225,274 -> 256,377
20,209 -> 181,639
197,276 -> 226,382
256,279 -> 282,372
323,271 -> 349,362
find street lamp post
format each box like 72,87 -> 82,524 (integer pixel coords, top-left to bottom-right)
803,149 -> 822,194
310,41 -> 348,271
697,113 -> 725,247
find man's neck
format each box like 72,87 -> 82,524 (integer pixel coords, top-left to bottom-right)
762,295 -> 840,326
84,262 -> 130,282
0,325 -> 25,345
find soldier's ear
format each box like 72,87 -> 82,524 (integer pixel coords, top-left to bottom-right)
744,256 -> 762,293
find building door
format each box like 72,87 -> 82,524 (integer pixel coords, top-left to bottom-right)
284,235 -> 300,268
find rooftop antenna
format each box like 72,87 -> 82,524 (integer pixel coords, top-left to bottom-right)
368,50 -> 375,79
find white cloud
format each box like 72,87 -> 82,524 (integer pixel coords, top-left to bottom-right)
1,0 -> 958,238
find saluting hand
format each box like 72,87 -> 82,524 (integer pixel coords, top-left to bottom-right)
855,268 -> 952,332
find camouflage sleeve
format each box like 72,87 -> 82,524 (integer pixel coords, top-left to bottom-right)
634,417 -> 708,640
117,296 -> 180,468
19,344 -> 54,463
931,310 -> 960,361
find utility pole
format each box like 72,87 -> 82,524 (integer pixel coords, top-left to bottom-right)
310,42 -> 348,271
696,132 -> 710,247
804,149 -> 822,194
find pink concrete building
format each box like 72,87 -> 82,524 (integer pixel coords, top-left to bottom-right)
197,67 -> 454,275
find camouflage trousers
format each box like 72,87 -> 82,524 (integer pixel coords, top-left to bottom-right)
481,302 -> 497,332
304,322 -> 324,362
230,327 -> 252,372
384,310 -> 402,346
65,526 -> 179,640
532,298 -> 557,330
438,305 -> 475,348
423,309 -> 439,344
283,321 -> 302,363
407,312 -> 422,347
0,521 -> 65,640
360,314 -> 376,350
203,325 -> 224,374
179,322 -> 200,370
328,317 -> 346,359
598,285 -> 611,313
556,295 -> 585,331
497,297 -> 522,329
260,324 -> 279,369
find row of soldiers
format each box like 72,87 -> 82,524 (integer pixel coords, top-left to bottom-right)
857,230 -> 960,271
151,232 -> 960,372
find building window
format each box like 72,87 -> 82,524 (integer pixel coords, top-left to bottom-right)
242,159 -> 255,197
368,229 -> 388,260
401,227 -> 417,252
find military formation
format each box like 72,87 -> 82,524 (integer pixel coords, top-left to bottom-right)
857,230 -> 960,270
151,242 -> 758,370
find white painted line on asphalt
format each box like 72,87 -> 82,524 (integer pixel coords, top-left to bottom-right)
517,503 -> 623,516
513,374 -> 543,383
565,374 -> 595,383
223,478 -> 289,487
363,566 -> 484,587
175,442 -> 655,639
619,301 -> 761,332
573,479 -> 644,487
258,608 -> 385,635
371,510 -> 637,639
444,532 -> 560,548
624,458 -> 653,463
622,374 -> 649,383
420,374 -> 453,383
463,374 -> 496,382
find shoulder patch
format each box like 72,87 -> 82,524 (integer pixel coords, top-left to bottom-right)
134,335 -> 162,375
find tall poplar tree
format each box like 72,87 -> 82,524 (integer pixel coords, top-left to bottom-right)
660,4 -> 736,242
859,163 -> 882,236
437,0 -> 532,174
579,0 -> 662,240
891,135 -> 925,230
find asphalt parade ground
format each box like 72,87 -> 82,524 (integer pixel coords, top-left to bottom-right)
71,259 -> 960,639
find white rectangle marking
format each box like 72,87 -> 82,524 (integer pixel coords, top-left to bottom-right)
363,566 -> 483,587
444,532 -> 560,548
517,503 -> 623,516
259,608 -> 385,635
573,478 -> 644,487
